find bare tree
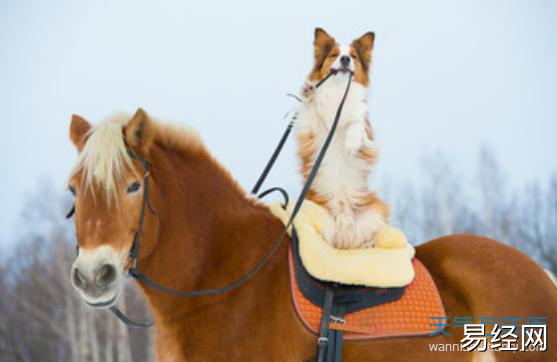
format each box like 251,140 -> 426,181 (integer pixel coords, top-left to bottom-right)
104,313 -> 115,362
385,146 -> 557,276
0,179 -> 154,362
115,290 -> 133,362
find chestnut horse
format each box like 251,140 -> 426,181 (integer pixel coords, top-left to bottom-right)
67,109 -> 557,361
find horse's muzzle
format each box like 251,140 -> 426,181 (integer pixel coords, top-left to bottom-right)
71,246 -> 124,308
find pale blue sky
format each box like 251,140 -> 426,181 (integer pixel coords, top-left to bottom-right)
1,0 -> 556,246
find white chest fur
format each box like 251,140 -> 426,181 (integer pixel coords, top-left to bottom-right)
296,75 -> 373,209
295,75 -> 385,248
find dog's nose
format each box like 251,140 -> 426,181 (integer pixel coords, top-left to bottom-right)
72,263 -> 117,293
340,55 -> 350,67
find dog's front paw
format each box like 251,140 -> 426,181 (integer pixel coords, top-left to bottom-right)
322,218 -> 336,247
345,123 -> 364,156
301,82 -> 315,99
333,210 -> 357,249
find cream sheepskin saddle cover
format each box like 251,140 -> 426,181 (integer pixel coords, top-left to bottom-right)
268,200 -> 415,288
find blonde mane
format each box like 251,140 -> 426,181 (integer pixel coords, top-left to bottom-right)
71,113 -> 206,205
71,114 -> 135,204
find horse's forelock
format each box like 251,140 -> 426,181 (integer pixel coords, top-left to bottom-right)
71,114 -> 137,206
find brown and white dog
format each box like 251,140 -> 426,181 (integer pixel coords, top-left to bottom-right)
296,28 -> 389,249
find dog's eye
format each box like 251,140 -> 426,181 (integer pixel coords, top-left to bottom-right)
329,53 -> 339,58
127,181 -> 141,194
350,54 -> 357,59
69,186 -> 76,196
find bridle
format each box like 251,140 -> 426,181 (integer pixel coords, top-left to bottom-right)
67,69 -> 353,328
126,151 -> 157,272
68,70 -> 352,327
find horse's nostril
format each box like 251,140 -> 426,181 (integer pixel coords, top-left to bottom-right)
73,267 -> 87,289
97,264 -> 117,286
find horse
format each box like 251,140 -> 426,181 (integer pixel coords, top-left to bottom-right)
67,109 -> 557,361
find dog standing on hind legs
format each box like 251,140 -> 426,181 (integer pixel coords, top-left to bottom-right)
296,28 -> 390,249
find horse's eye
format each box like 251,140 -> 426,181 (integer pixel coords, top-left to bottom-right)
127,181 -> 141,194
69,186 -> 76,196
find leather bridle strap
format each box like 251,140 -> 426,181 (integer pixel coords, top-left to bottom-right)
71,70 -> 352,328
257,187 -> 289,209
314,69 -> 338,88
122,71 -> 352,324
110,305 -> 152,328
249,69 -> 337,197
127,151 -> 157,267
130,69 -> 351,283
108,151 -> 156,327
250,120 -> 294,196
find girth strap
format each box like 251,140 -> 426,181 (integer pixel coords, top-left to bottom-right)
331,305 -> 346,362
316,290 -> 347,362
317,288 -> 334,362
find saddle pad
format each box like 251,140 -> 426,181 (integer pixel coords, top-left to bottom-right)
291,227 -> 406,313
269,201 -> 415,287
288,244 -> 446,340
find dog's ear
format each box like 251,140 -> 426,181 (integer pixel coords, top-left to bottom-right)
124,108 -> 155,155
70,114 -> 92,152
313,28 -> 336,70
314,28 -> 333,44
351,32 -> 375,73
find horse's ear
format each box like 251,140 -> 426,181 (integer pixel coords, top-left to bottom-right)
70,114 -> 92,152
124,108 -> 154,155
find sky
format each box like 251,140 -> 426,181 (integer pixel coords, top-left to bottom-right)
1,0 -> 556,246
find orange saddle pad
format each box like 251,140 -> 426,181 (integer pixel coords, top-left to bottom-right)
288,244 -> 446,340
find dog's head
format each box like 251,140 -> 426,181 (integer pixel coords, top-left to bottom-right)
309,28 -> 375,86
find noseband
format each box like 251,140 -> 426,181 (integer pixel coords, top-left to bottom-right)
67,70 -> 353,328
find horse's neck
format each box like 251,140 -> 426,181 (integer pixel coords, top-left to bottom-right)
136,144 -> 290,357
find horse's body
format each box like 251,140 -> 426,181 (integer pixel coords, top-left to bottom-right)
67,111 -> 557,361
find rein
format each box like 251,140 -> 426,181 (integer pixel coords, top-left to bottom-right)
68,70 -> 353,327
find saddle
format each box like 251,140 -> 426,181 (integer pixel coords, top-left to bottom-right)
289,228 -> 446,361
268,201 -> 445,361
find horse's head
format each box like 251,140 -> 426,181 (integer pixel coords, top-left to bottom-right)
68,109 -> 159,308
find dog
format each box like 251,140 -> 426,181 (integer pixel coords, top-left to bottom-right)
295,28 -> 389,249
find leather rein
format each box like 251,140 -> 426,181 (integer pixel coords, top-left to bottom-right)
67,69 -> 352,327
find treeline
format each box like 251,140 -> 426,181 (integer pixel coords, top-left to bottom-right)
383,147 -> 556,274
0,182 -> 153,362
0,147 -> 555,361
